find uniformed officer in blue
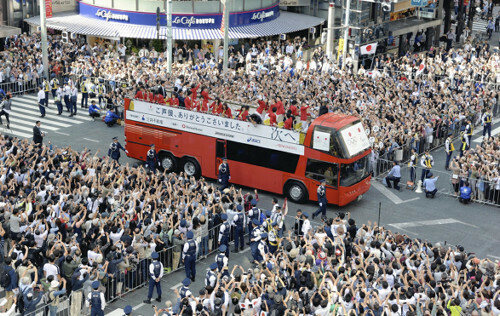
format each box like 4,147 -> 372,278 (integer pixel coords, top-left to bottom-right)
482,108 -> 493,139
87,281 -> 106,316
182,231 -> 198,282
146,144 -> 160,173
143,252 -> 163,304
178,278 -> 192,299
249,219 -> 262,264
217,157 -> 230,191
81,76 -> 89,108
312,179 -> 327,220
108,137 -> 128,164
215,245 -> 229,275
247,199 -> 260,244
123,305 -> 132,316
218,213 -> 230,257
231,205 -> 245,253
205,262 -> 218,288
257,233 -> 269,262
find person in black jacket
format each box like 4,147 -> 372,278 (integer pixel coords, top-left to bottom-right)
33,121 -> 44,145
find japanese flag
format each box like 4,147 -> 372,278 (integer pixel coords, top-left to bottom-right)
416,63 -> 426,75
282,198 -> 288,217
360,43 -> 377,55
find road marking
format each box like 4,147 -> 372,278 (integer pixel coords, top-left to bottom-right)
389,218 -> 478,230
371,181 -> 421,205
7,117 -> 60,131
241,247 -> 251,253
473,125 -> 500,143
487,255 -> 500,260
53,131 -> 70,136
83,138 -> 99,142
105,309 -> 127,316
170,282 -> 183,290
1,129 -> 32,139
132,303 -> 145,311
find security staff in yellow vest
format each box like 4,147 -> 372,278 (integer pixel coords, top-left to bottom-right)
97,79 -> 106,107
50,73 -> 59,99
420,150 -> 433,182
459,131 -> 467,157
80,77 -> 89,108
464,120 -> 472,150
267,221 -> 279,254
42,77 -> 50,107
444,133 -> 454,170
482,109 -> 493,139
408,148 -> 417,183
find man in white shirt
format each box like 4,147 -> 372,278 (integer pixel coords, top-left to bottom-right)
301,212 -> 311,236
37,85 -> 46,117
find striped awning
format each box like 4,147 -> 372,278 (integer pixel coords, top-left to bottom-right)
26,11 -> 324,40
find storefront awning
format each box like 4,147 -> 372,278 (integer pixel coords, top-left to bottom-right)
26,11 -> 324,40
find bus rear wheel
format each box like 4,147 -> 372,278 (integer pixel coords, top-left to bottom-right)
182,158 -> 201,178
160,153 -> 177,173
285,181 -> 308,204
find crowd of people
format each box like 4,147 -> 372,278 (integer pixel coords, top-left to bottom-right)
1,31 -> 499,160
0,135 -> 500,316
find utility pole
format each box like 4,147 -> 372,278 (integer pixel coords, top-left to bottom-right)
326,3 -> 335,60
342,0 -> 351,69
39,0 -> 49,79
456,0 -> 465,42
166,0 -> 172,73
222,0 -> 230,74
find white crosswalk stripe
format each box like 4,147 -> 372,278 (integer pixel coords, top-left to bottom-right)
471,18 -> 488,33
0,94 -> 96,139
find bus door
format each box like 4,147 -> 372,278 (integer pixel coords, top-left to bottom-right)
215,139 -> 227,174
304,159 -> 339,199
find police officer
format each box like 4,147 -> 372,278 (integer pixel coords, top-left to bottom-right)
420,150 -> 433,181
294,209 -> 304,237
63,80 -> 71,113
482,109 -> 493,139
42,76 -> 50,107
108,137 -> 128,164
218,214 -> 230,257
249,219 -> 261,264
143,252 -> 163,304
81,76 -> 89,108
123,305 -> 132,316
37,85 -> 46,117
460,130 -> 467,157
268,222 -> 279,254
247,200 -> 260,244
87,281 -> 106,316
215,245 -> 228,274
97,78 -> 106,107
146,144 -> 160,173
182,231 -> 198,282
231,205 -> 245,253
178,278 -> 192,299
313,179 -> 327,220
217,157 -> 230,191
55,85 -> 64,115
444,133 -> 454,170
70,83 -> 78,116
257,233 -> 269,262
262,210 -> 273,232
205,263 -> 218,288
50,73 -> 59,99
408,148 -> 417,183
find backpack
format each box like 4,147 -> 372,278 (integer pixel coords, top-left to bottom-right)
0,269 -> 11,288
259,211 -> 266,225
15,288 -> 30,313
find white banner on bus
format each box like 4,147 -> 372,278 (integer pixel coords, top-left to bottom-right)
126,109 -> 305,156
339,122 -> 371,157
312,131 -> 331,152
131,100 -> 302,144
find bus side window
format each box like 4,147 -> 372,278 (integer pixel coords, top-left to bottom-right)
305,159 -> 338,188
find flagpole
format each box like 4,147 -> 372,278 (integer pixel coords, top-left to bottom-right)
39,0 -> 49,79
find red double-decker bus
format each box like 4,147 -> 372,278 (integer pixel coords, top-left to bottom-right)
123,99 -> 371,206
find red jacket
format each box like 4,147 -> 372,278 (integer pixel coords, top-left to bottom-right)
191,84 -> 200,101
134,90 -> 145,100
184,96 -> 193,110
256,100 -> 268,115
284,117 -> 293,130
154,94 -> 166,105
300,106 -> 310,121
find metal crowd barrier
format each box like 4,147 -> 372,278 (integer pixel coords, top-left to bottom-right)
102,223 -> 224,304
20,292 -> 71,316
0,78 -> 43,97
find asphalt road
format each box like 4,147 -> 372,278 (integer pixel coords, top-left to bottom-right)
3,95 -> 500,315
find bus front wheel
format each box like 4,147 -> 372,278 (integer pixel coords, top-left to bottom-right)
160,153 -> 177,173
285,181 -> 308,204
182,158 -> 201,178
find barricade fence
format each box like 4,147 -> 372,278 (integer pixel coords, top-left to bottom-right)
0,78 -> 43,97
378,163 -> 500,208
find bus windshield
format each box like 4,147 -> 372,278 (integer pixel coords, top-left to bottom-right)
312,121 -> 370,159
339,155 -> 370,187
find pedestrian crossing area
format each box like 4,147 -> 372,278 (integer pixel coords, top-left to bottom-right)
0,94 -> 93,139
471,17 -> 488,34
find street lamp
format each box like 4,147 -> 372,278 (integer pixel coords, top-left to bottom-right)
39,0 -> 49,79
342,0 -> 351,69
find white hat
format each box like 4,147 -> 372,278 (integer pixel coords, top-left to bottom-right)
50,280 -> 60,288
0,298 -> 7,307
